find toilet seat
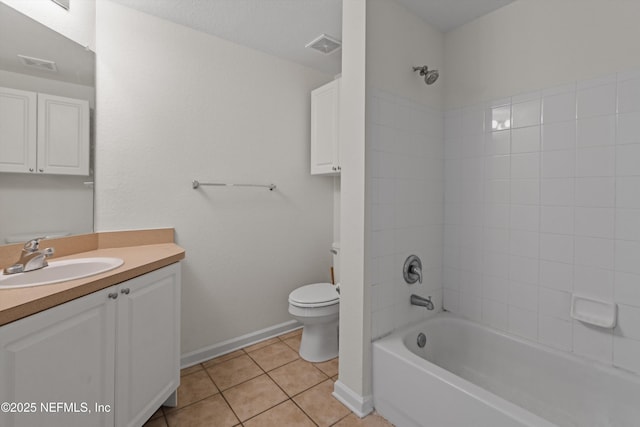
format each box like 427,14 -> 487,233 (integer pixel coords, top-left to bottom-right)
289,283 -> 339,308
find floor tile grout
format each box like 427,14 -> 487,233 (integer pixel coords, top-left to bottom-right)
148,329 -> 360,427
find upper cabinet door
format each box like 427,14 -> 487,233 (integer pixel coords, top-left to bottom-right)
37,93 -> 90,176
311,78 -> 340,175
0,87 -> 37,173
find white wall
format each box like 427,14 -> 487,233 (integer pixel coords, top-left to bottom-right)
366,0 -> 444,341
335,0 -> 369,413
1,0 -> 95,50
444,0 -> 640,109
95,0 -> 334,355
443,0 -> 640,375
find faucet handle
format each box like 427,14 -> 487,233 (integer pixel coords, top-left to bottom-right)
23,237 -> 45,252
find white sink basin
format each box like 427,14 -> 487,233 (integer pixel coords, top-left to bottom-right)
0,257 -> 124,289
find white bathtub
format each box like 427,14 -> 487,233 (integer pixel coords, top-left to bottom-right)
373,313 -> 640,427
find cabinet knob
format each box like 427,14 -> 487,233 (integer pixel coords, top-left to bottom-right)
29,168 -> 34,172
337,166 -> 341,171
121,288 -> 130,295
108,292 -> 118,300
332,166 -> 337,171
39,168 -> 44,173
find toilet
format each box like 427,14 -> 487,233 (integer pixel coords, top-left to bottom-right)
288,244 -> 340,362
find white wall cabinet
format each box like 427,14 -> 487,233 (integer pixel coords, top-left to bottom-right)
0,263 -> 181,427
0,87 -> 90,176
310,78 -> 340,175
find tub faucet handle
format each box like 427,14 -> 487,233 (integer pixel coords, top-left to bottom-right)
403,255 -> 423,284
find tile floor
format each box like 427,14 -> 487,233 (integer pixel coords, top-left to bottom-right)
144,328 -> 393,426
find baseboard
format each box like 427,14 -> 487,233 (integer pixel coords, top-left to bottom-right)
180,319 -> 302,368
332,380 -> 374,418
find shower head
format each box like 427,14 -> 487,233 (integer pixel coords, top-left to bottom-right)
413,65 -> 439,85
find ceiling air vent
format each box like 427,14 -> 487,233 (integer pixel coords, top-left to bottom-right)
305,34 -> 341,55
18,55 -> 58,72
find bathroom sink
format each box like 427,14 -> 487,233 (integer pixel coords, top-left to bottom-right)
0,257 -> 124,289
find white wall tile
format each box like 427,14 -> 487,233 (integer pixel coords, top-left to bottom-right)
541,206 -> 573,234
541,178 -> 574,206
542,150 -> 574,178
616,240 -> 640,275
511,153 -> 540,179
576,83 -> 617,118
542,121 -> 576,151
510,230 -> 539,258
574,265 -> 614,300
613,336 -> 640,375
615,304 -> 640,340
485,204 -> 510,228
617,111 -> 640,145
486,130 -> 510,155
576,115 -> 616,147
573,321 -> 613,364
574,207 -> 614,239
486,180 -> 510,204
617,78 -> 640,113
575,177 -> 615,207
540,260 -> 573,292
459,292 -> 482,322
512,99 -> 541,128
510,205 -> 539,232
511,126 -> 540,153
575,146 -> 615,177
461,105 -> 485,135
486,155 -> 511,180
616,143 -> 640,176
509,281 -> 538,311
508,306 -> 538,340
539,287 -> 572,320
483,275 -> 509,302
574,236 -> 614,270
539,316 -> 572,351
615,271 -> 640,307
443,288 -> 460,313
542,91 -> 576,124
510,179 -> 539,205
483,251 -> 510,279
509,255 -> 539,285
482,299 -> 508,331
540,233 -> 573,264
484,227 -> 509,252
617,177 -> 640,209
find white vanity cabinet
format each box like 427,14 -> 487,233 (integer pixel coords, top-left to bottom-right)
0,263 -> 181,427
0,87 -> 90,176
310,78 -> 340,175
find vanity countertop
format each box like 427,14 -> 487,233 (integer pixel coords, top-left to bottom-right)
0,229 -> 185,326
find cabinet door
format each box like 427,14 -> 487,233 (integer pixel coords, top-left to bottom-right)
37,93 -> 90,175
0,287 -> 116,427
115,263 -> 181,427
311,79 -> 340,175
0,87 -> 37,173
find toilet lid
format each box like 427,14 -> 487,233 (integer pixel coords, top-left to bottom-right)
289,283 -> 339,307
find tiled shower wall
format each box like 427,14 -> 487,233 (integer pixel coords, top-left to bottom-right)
368,89 -> 444,340
443,71 -> 640,375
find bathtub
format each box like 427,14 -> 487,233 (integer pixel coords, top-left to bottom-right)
373,313 -> 640,427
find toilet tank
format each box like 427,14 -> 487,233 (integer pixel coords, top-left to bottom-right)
332,242 -> 340,284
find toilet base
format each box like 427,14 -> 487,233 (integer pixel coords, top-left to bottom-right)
299,320 -> 339,362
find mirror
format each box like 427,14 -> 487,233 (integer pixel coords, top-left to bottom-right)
0,2 -> 95,245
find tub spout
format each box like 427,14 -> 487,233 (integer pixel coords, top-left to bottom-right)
410,294 -> 434,310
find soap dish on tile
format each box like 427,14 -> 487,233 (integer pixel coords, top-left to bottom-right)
570,294 -> 617,328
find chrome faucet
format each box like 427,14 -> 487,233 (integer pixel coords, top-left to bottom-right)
3,238 -> 55,275
410,294 -> 434,310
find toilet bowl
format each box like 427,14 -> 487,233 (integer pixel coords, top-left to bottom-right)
288,282 -> 339,362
